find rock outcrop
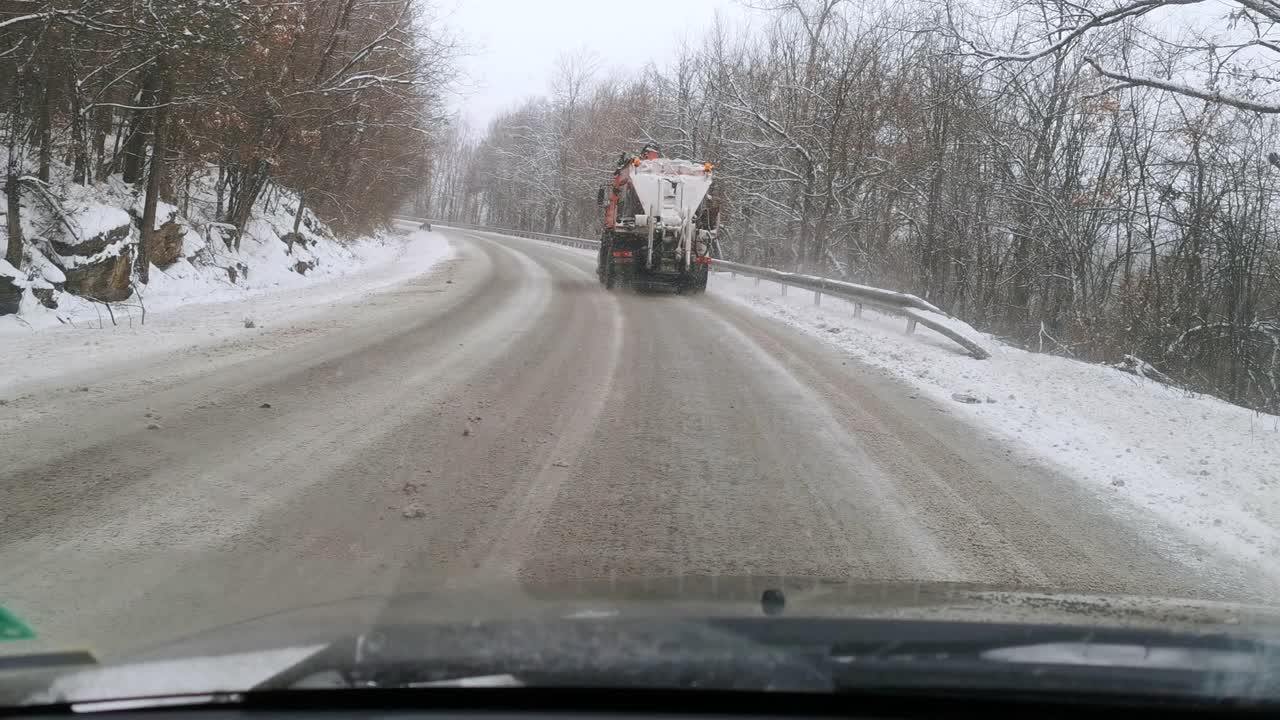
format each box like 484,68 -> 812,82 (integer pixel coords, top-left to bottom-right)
63,248 -> 134,301
32,287 -> 58,309
51,217 -> 131,257
281,231 -> 311,250
225,261 -> 249,284
144,221 -> 185,269
53,210 -> 136,302
0,274 -> 20,316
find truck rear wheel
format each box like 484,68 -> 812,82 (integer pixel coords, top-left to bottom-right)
604,257 -> 619,290
682,269 -> 708,294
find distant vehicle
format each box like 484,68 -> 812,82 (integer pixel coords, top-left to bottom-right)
596,144 -> 720,293
420,221 -> 432,231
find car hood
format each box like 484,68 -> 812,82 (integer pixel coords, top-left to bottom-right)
9,576 -> 1280,704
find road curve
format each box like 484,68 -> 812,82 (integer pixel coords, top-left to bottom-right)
0,226 -> 1268,658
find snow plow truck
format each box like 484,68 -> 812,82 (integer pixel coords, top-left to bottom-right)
596,144 -> 720,293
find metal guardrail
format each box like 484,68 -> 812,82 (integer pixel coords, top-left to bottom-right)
398,216 -> 989,359
404,218 -> 601,251
710,260 -> 990,360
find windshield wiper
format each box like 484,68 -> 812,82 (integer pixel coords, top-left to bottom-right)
69,693 -> 245,713
19,610 -> 1280,709
822,625 -> 1280,703
0,653 -> 97,675
247,622 -> 833,693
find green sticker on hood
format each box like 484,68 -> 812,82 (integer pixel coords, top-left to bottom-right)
0,607 -> 36,641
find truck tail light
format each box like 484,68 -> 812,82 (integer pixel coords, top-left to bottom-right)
612,250 -> 633,258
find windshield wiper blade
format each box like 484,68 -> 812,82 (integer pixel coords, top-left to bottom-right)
407,674 -> 524,688
824,630 -> 1280,702
0,652 -> 97,674
70,693 -> 245,713
252,622 -> 834,693
12,692 -> 246,716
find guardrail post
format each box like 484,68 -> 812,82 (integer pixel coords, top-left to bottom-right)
813,290 -> 822,306
754,276 -> 760,288
780,283 -> 788,297
854,303 -> 863,318
905,318 -> 917,335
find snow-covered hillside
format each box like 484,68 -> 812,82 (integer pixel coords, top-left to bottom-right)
711,271 -> 1280,587
1,223 -> 450,395
1,165 -> 421,333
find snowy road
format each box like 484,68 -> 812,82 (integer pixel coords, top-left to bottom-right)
0,225 -> 1270,659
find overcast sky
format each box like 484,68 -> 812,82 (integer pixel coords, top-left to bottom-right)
440,0 -> 743,131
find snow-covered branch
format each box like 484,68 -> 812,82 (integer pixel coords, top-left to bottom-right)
1084,56 -> 1280,113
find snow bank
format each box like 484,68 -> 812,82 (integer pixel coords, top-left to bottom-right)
0,161 -> 438,333
711,271 -> 1280,583
55,237 -> 131,270
65,202 -> 132,242
0,227 -> 451,395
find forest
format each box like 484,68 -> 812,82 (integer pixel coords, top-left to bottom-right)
2,0 -> 454,281
419,0 -> 1280,414
4,0 -> 1279,414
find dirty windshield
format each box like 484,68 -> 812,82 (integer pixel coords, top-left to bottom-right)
1,0 -> 1279,704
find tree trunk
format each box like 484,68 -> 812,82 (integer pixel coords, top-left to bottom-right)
68,72 -> 88,184
93,106 -> 111,181
5,73 -> 25,270
37,68 -> 52,183
289,188 -> 306,253
137,70 -> 171,284
1006,232 -> 1033,326
4,175 -> 21,270
214,161 -> 227,218
120,111 -> 149,184
229,160 -> 270,250
121,69 -> 160,185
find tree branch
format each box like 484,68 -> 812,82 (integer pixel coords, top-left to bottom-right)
1084,56 -> 1280,112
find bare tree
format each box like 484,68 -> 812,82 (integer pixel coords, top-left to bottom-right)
436,0 -> 1280,412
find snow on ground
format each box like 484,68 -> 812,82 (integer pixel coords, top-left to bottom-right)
119,224 -> 429,321
4,160 -> 431,334
710,270 -> 1280,582
0,227 -> 451,396
64,201 -> 132,241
